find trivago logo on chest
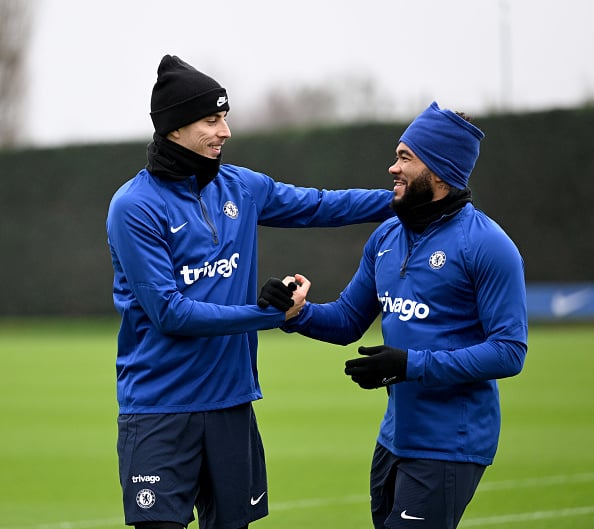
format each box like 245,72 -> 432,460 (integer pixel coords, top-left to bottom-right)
378,291 -> 430,321
180,252 -> 240,284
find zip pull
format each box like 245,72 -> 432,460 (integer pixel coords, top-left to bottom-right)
400,237 -> 414,277
400,252 -> 410,278
189,181 -> 219,245
197,194 -> 219,245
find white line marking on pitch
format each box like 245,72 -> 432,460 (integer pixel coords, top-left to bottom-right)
1,472 -> 593,529
477,471 -> 594,491
0,519 -> 122,529
460,505 -> 594,526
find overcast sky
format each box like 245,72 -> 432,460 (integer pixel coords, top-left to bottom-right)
23,0 -> 594,146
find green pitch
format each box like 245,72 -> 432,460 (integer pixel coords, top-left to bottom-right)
0,318 -> 593,529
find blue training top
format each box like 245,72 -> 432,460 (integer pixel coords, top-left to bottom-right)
106,164 -> 393,414
283,203 -> 528,465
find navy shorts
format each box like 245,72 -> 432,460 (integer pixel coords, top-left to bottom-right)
370,443 -> 486,529
117,403 -> 268,529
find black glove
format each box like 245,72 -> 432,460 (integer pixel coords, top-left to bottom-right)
344,345 -> 408,389
257,277 -> 297,312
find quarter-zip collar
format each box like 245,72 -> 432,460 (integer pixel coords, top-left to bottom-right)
398,191 -> 472,278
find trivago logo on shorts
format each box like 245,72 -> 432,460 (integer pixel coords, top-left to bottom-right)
131,474 -> 161,484
378,291 -> 430,321
180,252 -> 240,284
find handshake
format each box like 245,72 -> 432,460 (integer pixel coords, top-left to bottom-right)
257,274 -> 310,320
257,277 -> 408,389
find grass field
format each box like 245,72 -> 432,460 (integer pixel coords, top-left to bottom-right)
0,318 -> 593,529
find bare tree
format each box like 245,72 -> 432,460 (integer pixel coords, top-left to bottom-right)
0,0 -> 33,147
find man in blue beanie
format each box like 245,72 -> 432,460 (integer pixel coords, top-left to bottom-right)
283,101 -> 528,529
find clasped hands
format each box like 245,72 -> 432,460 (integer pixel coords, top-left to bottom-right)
257,274 -> 310,320
257,276 -> 407,388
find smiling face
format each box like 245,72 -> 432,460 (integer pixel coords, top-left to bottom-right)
388,142 -> 449,209
168,111 -> 231,158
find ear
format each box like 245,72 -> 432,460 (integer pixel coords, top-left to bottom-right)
167,129 -> 181,141
431,173 -> 451,198
431,172 -> 444,184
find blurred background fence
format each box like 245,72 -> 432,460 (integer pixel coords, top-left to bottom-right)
1,106 -> 593,320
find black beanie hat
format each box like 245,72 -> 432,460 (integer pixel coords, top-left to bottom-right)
150,55 -> 230,135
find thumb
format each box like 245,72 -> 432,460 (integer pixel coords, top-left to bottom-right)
357,345 -> 385,357
257,297 -> 270,308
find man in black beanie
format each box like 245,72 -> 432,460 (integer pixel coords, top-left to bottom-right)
150,55 -> 230,138
107,54 -> 393,529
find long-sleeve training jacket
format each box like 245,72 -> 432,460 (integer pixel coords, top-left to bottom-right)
283,203 -> 528,465
106,164 -> 393,414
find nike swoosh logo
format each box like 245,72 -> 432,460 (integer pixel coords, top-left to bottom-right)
401,510 -> 425,520
551,288 -> 593,317
170,222 -> 188,234
382,376 -> 399,385
377,249 -> 392,257
250,491 -> 267,506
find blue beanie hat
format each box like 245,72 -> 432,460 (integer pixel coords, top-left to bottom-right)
399,101 -> 485,189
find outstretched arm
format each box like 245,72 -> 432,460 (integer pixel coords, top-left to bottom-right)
254,173 -> 394,227
282,240 -> 380,345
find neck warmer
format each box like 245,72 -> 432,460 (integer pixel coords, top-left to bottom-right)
146,133 -> 221,186
395,187 -> 472,233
